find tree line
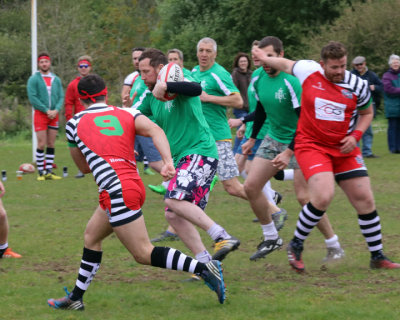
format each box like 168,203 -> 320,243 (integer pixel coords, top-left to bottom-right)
0,0 -> 399,136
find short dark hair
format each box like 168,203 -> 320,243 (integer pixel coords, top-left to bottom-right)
132,47 -> 146,53
321,41 -> 347,62
232,52 -> 251,70
78,74 -> 106,104
139,48 -> 168,67
258,36 -> 283,55
251,40 -> 259,47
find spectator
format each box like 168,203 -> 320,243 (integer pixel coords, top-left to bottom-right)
27,52 -> 64,180
231,52 -> 252,154
351,56 -> 383,158
382,54 -> 400,153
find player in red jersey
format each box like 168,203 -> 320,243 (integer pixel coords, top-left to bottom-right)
27,52 -> 64,180
47,75 -> 227,310
253,41 -> 400,272
64,55 -> 93,178
64,56 -> 93,122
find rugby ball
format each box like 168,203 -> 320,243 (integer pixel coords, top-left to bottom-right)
157,63 -> 184,100
19,163 -> 35,173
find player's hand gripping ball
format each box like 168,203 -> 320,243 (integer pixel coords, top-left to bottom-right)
157,63 -> 184,100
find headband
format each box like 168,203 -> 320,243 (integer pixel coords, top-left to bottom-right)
78,59 -> 92,67
38,56 -> 50,62
78,88 -> 107,102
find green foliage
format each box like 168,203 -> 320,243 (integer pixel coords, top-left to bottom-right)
0,2 -> 30,100
153,0 -> 353,70
302,0 -> 400,76
0,99 -> 31,137
83,0 -> 158,104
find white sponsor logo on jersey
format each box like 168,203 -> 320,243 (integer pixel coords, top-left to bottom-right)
275,88 -> 286,102
165,100 -> 174,112
315,97 -> 346,122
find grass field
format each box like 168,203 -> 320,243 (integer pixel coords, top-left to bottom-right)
0,125 -> 399,320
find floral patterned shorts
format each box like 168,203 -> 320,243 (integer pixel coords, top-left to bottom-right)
165,154 -> 218,210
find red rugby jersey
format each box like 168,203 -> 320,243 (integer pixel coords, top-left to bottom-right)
293,60 -> 371,148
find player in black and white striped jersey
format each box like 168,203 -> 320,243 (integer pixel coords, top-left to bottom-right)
47,74 -> 226,311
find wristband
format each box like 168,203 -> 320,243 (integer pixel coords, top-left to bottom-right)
239,116 -> 245,123
350,130 -> 363,142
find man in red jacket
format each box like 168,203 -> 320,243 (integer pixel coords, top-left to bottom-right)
64,55 -> 93,178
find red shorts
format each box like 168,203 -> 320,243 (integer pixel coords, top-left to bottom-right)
34,110 -> 59,132
99,178 -> 145,227
295,143 -> 367,182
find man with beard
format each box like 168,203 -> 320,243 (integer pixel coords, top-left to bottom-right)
241,36 -> 342,262
252,40 -> 400,272
136,48 -> 240,265
27,52 -> 64,180
122,47 -> 163,176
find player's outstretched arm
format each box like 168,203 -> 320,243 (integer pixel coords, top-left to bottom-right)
252,47 -> 295,75
200,92 -> 243,109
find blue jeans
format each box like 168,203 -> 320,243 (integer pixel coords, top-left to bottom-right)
387,117 -> 400,153
361,125 -> 373,156
232,109 -> 248,154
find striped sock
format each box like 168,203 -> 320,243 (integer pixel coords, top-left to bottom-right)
45,147 -> 55,173
358,211 -> 383,258
143,156 -> 149,170
70,247 -> 102,301
294,202 -> 325,242
151,247 -> 207,275
36,149 -> 45,174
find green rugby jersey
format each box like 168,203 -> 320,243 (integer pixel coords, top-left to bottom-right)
191,62 -> 240,141
253,71 -> 301,144
137,91 -> 218,166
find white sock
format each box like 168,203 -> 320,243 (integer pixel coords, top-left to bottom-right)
325,234 -> 341,249
0,242 -> 8,250
283,169 -> 294,181
262,181 -> 276,204
195,250 -> 212,263
207,223 -> 230,241
162,180 -> 170,188
261,222 -> 278,241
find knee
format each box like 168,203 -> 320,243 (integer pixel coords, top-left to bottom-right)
165,209 -> 177,223
243,180 -> 257,199
223,184 -> 237,197
37,142 -> 45,150
310,195 -> 332,211
83,228 -> 101,249
296,192 -> 309,207
223,180 -> 243,198
356,194 -> 375,211
132,243 -> 153,265
0,207 -> 7,222
164,199 -> 176,212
